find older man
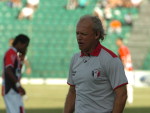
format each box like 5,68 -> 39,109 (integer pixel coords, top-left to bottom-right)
63,15 -> 128,113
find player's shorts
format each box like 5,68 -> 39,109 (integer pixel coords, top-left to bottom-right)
3,88 -> 25,113
125,71 -> 134,85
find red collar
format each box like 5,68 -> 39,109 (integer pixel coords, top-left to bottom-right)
80,42 -> 102,57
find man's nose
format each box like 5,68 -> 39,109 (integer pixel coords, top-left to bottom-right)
77,34 -> 82,40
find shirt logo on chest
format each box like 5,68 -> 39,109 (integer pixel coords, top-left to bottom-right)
92,69 -> 101,78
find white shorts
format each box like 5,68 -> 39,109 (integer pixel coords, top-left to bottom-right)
125,71 -> 134,85
3,89 -> 25,113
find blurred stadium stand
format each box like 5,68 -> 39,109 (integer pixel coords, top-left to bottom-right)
0,0 -> 149,78
0,0 -> 96,78
127,0 -> 150,70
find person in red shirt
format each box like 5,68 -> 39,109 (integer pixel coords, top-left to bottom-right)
2,34 -> 30,113
116,37 -> 134,104
9,38 -> 32,75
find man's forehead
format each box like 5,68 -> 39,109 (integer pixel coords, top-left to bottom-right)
77,19 -> 93,28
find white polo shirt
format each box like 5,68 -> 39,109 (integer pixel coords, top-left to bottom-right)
67,42 -> 128,113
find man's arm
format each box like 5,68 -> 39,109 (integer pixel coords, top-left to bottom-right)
112,85 -> 127,113
63,86 -> 76,113
6,67 -> 18,84
5,67 -> 26,96
19,50 -> 32,75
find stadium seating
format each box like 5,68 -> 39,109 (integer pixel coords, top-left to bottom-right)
0,0 -> 141,78
143,53 -> 150,70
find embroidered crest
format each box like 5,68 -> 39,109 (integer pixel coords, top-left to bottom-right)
92,69 -> 101,78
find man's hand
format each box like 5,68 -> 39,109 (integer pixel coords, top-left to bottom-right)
17,86 -> 26,96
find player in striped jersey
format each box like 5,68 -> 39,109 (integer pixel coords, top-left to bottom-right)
2,34 -> 30,113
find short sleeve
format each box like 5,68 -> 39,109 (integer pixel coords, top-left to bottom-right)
5,51 -> 16,68
106,58 -> 128,90
67,55 -> 76,86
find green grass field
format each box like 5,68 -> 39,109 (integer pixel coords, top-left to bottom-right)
0,85 -> 150,113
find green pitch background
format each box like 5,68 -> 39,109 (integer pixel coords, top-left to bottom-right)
0,85 -> 150,113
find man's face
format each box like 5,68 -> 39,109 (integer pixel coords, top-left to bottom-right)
76,19 -> 98,53
18,42 -> 29,54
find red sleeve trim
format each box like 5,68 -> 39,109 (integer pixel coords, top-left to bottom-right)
114,83 -> 128,90
67,82 -> 75,87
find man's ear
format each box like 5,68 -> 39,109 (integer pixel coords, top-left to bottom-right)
95,32 -> 100,40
